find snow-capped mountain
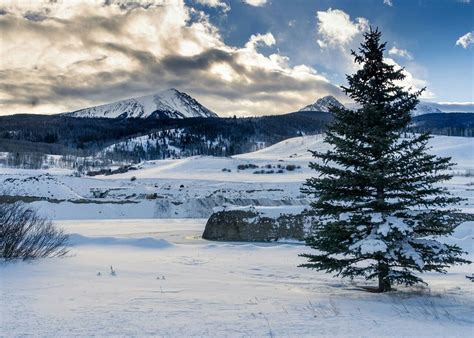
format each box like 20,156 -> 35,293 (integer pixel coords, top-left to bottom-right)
299,95 -> 345,112
301,96 -> 448,116
65,88 -> 218,119
412,102 -> 443,116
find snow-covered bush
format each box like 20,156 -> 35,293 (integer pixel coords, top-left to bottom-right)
0,203 -> 68,260
237,163 -> 258,170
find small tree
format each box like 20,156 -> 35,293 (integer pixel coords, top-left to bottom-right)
300,28 -> 470,292
0,203 -> 68,260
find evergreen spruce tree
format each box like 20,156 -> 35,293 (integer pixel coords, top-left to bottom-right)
300,28 -> 470,292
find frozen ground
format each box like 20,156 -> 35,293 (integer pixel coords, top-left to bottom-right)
1,134 -> 473,336
0,134 -> 472,219
1,219 -> 473,337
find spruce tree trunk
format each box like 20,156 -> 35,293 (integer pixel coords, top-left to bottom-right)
378,261 -> 391,292
376,186 -> 391,292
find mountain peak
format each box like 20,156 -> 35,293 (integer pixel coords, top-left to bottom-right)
413,102 -> 443,116
65,89 -> 218,119
299,95 -> 345,112
165,88 -> 180,94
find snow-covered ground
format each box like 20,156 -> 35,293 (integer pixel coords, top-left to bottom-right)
1,134 -> 473,336
1,134 -> 472,219
1,219 -> 473,337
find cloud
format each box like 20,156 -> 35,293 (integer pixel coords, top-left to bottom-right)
0,0 -> 167,19
194,0 -> 230,12
384,58 -> 435,99
313,8 -> 432,99
242,0 -> 267,7
245,32 -> 276,49
0,0 -> 340,117
434,102 -> 474,112
388,46 -> 413,60
313,8 -> 369,74
383,0 -> 393,6
316,8 -> 369,49
456,31 -> 474,48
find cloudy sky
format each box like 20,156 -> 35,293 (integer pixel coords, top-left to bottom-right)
0,0 -> 472,117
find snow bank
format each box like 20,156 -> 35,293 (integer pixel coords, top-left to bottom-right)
439,221 -> 474,253
68,234 -> 174,249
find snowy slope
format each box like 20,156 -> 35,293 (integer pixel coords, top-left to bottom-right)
423,135 -> 474,168
1,174 -> 82,200
235,134 -> 330,161
237,134 -> 474,168
101,129 -> 185,155
1,134 -> 472,219
100,128 -> 230,160
65,88 -> 218,119
102,134 -> 472,184
299,95 -> 345,112
413,102 -> 443,116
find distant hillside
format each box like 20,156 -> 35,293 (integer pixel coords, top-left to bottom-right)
0,112 -> 472,163
0,112 -> 331,159
411,113 -> 474,137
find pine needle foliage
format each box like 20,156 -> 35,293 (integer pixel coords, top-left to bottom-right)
300,28 -> 470,292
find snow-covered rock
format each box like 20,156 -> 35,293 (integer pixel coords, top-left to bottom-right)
299,95 -> 345,112
64,88 -> 218,119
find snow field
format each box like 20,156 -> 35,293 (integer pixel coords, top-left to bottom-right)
1,219 -> 473,336
1,134 -> 473,336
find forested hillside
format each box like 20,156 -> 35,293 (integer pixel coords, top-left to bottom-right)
0,112 -> 472,166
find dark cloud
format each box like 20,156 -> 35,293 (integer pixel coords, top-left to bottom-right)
161,48 -> 243,73
100,42 -> 158,66
103,0 -> 163,11
23,11 -> 49,22
70,56 -> 108,67
29,96 -> 40,106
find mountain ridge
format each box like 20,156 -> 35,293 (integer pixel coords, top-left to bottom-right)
299,95 -> 345,112
299,95 -> 470,116
64,88 -> 218,119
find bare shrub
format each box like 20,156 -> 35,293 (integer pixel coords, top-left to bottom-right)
0,203 -> 68,260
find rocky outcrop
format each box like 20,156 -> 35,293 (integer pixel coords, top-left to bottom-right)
152,196 -> 309,219
202,207 -> 312,242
